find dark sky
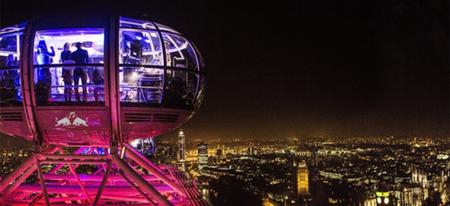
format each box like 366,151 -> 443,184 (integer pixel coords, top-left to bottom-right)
0,0 -> 448,139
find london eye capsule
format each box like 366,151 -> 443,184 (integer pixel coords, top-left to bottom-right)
0,16 -> 205,146
0,15 -> 207,205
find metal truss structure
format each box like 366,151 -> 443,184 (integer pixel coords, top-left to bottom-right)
0,144 -> 208,206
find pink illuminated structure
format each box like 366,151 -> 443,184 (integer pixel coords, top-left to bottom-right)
0,16 -> 206,205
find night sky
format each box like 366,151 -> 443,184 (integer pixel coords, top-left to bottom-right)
0,0 -> 448,139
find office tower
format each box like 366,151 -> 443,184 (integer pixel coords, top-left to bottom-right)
177,130 -> 186,162
198,142 -> 208,170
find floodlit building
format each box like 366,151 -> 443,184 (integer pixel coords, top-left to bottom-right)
177,129 -> 186,162
198,142 -> 208,170
297,161 -> 309,196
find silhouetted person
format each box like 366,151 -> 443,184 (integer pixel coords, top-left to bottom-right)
36,40 -> 55,103
61,43 -> 73,102
71,42 -> 89,102
5,54 -> 18,83
92,67 -> 104,103
6,54 -> 20,101
6,54 -> 17,67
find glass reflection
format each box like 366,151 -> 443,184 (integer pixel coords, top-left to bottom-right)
120,29 -> 163,65
119,67 -> 163,104
162,32 -> 198,69
164,69 -> 198,108
118,17 -> 202,108
0,28 -> 23,106
120,17 -> 156,30
33,28 -> 104,65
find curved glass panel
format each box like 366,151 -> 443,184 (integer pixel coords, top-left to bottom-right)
191,42 -> 205,70
164,69 -> 198,108
119,29 -> 163,66
120,17 -> 156,30
162,32 -> 199,70
33,28 -> 105,105
155,23 -> 181,34
0,22 -> 26,35
194,74 -> 206,109
119,66 -> 163,104
0,26 -> 23,106
118,18 -> 202,109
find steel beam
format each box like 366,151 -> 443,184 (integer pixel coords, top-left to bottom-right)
111,154 -> 173,206
124,144 -> 186,197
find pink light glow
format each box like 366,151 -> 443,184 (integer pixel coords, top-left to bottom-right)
0,145 -> 207,206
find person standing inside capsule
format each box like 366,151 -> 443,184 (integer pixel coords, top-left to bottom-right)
71,42 -> 89,102
36,40 -> 55,103
61,43 -> 73,102
3,54 -> 19,102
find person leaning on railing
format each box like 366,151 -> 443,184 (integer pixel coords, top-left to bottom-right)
36,40 -> 55,103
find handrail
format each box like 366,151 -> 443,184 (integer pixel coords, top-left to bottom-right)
32,63 -> 104,68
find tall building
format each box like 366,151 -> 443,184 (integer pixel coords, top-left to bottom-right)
177,130 -> 185,162
177,130 -> 186,171
198,142 -> 208,170
411,168 -> 429,188
297,161 -> 309,197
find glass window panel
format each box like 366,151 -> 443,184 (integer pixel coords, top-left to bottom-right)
0,27 -> 23,106
164,69 -> 198,108
194,74 -> 206,109
0,22 -> 26,35
191,42 -> 205,70
0,68 -> 22,106
0,33 -> 22,56
120,17 -> 156,30
32,28 -> 105,106
162,33 -> 199,70
34,66 -> 105,105
119,66 -> 163,104
155,23 -> 181,34
33,28 -> 105,65
119,29 -> 163,66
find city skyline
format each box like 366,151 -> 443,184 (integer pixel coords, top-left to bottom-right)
0,130 -> 448,205
0,1 -> 447,205
153,132 -> 450,206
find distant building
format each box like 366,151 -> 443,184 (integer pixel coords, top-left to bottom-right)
198,142 -> 208,170
375,191 -> 391,206
296,150 -> 312,157
411,168 -> 429,188
319,171 -> 343,180
177,130 -> 186,171
216,147 -> 223,158
177,130 -> 185,162
363,194 -> 377,206
297,161 -> 309,196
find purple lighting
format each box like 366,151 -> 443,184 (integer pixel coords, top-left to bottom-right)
0,16 -> 207,206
